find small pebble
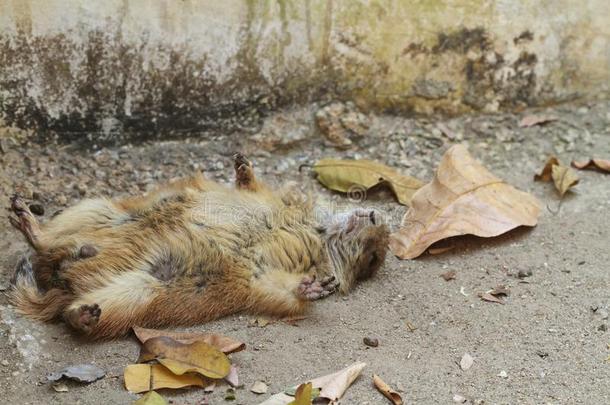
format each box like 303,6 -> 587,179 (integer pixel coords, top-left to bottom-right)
363,337 -> 379,347
598,324 -> 607,332
1,360 -> 9,367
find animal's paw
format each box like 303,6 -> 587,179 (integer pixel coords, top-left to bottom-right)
297,275 -> 339,301
233,153 -> 255,188
75,304 -> 101,333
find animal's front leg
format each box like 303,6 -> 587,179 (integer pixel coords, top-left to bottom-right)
233,153 -> 264,192
9,195 -> 43,250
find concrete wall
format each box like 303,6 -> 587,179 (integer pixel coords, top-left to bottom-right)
0,0 -> 609,140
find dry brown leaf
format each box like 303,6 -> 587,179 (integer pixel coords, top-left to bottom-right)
551,164 -> 579,196
133,327 -> 245,354
571,158 -> 610,173
309,361 -> 366,402
519,114 -> 558,127
138,336 -> 231,379
534,156 -> 560,182
288,382 -> 313,405
390,145 -> 541,259
313,159 -> 424,205
478,292 -> 504,304
373,374 -> 403,405
440,270 -> 456,281
124,364 -> 205,393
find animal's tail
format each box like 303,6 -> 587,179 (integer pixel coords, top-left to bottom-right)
8,256 -> 72,322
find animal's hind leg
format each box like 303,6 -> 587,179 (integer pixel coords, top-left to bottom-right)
9,195 -> 43,250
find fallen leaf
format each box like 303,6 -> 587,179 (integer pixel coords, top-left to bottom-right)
313,159 -> 424,205
251,317 -> 271,327
310,362 -> 366,402
440,270 -> 456,281
281,316 -> 308,326
251,381 -> 269,394
551,164 -> 579,196
405,321 -> 417,332
519,114 -> 558,127
460,353 -> 474,371
534,156 -> 559,182
534,157 -> 579,196
390,145 -> 541,259
138,336 -> 231,379
124,364 -> 205,393
288,382 -> 313,405
490,285 -> 509,296
47,364 -> 106,383
133,327 -> 245,354
225,387 -> 236,401
372,374 -> 403,405
259,363 -> 363,405
225,365 -> 239,387
133,391 -> 167,405
52,382 -> 69,393
571,158 -> 610,173
478,292 -> 504,304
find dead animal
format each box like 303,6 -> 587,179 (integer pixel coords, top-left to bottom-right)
8,153 -> 389,339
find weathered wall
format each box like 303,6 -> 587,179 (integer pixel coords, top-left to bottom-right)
0,0 -> 609,140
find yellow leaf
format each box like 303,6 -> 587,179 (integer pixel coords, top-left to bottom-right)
390,145 -> 541,259
288,383 -> 313,405
551,164 -> 579,196
372,374 -> 403,405
133,391 -> 167,405
138,336 -> 231,379
124,364 -> 204,393
313,159 -> 423,205
132,326 -> 245,354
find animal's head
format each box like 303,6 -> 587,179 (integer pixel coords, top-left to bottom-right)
321,209 -> 389,293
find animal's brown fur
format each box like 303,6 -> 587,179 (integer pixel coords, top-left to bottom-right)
8,154 -> 389,339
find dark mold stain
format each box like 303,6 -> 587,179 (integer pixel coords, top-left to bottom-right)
432,27 -> 490,54
514,30 -> 534,45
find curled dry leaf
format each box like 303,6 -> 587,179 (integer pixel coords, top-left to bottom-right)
519,114 -> 558,128
133,391 -> 168,405
534,157 -> 579,196
313,159 -> 424,205
288,382 -> 313,405
133,326 -> 245,354
571,158 -> 610,173
478,292 -> 504,304
551,165 -> 579,196
390,145 -> 541,259
372,374 -> 403,405
52,382 -> 69,393
428,245 -> 455,255
460,353 -> 474,371
47,364 -> 106,383
138,336 -> 231,379
124,364 -> 205,393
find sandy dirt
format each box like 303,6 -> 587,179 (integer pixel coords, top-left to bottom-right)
1,100 -> 609,404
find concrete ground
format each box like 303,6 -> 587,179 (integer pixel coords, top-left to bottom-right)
1,100 -> 609,404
